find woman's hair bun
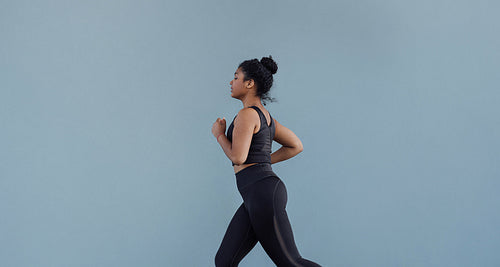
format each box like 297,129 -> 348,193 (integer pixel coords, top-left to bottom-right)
260,55 -> 278,75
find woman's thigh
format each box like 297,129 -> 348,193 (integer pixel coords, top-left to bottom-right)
215,203 -> 258,266
243,176 -> 307,266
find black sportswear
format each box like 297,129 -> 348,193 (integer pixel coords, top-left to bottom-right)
215,163 -> 322,267
226,106 -> 275,166
216,107 -> 322,266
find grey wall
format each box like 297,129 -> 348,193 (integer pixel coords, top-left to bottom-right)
1,0 -> 499,266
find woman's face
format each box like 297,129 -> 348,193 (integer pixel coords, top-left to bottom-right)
230,68 -> 246,98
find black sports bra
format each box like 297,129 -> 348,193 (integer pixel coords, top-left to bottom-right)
226,106 -> 275,166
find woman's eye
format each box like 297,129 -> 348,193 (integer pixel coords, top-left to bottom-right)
234,77 -> 237,80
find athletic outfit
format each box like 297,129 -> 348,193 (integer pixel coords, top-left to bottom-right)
215,106 -> 321,267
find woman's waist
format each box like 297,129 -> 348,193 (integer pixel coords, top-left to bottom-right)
235,162 -> 277,189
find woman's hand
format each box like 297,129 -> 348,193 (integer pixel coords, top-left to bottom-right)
212,117 -> 226,139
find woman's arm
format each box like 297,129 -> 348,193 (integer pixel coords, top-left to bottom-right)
270,118 -> 303,164
217,108 -> 257,165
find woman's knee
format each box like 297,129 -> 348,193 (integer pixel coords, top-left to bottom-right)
215,249 -> 234,267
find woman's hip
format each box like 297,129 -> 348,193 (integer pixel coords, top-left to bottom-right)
235,162 -> 278,191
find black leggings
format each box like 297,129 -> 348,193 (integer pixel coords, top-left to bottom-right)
215,163 -> 322,267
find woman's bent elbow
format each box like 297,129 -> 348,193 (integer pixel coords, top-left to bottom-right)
231,155 -> 246,165
296,142 -> 304,153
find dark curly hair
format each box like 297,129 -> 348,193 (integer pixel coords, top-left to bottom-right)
238,55 -> 278,106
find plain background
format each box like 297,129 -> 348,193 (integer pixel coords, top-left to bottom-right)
1,0 -> 499,266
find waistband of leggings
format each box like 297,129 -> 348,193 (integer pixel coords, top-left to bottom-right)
235,163 -> 277,189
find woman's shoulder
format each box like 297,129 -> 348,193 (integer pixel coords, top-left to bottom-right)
233,107 -> 261,125
236,106 -> 259,117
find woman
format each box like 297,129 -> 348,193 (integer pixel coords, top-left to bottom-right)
211,56 -> 322,267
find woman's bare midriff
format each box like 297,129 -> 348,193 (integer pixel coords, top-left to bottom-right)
233,163 -> 259,174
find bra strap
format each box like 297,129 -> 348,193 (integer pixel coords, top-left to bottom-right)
250,106 -> 271,127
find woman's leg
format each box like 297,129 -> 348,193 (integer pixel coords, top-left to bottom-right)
242,176 -> 322,267
215,203 -> 258,267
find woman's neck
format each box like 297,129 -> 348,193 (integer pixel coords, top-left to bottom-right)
241,98 -> 262,109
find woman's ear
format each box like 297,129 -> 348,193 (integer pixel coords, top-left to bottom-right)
245,79 -> 255,89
